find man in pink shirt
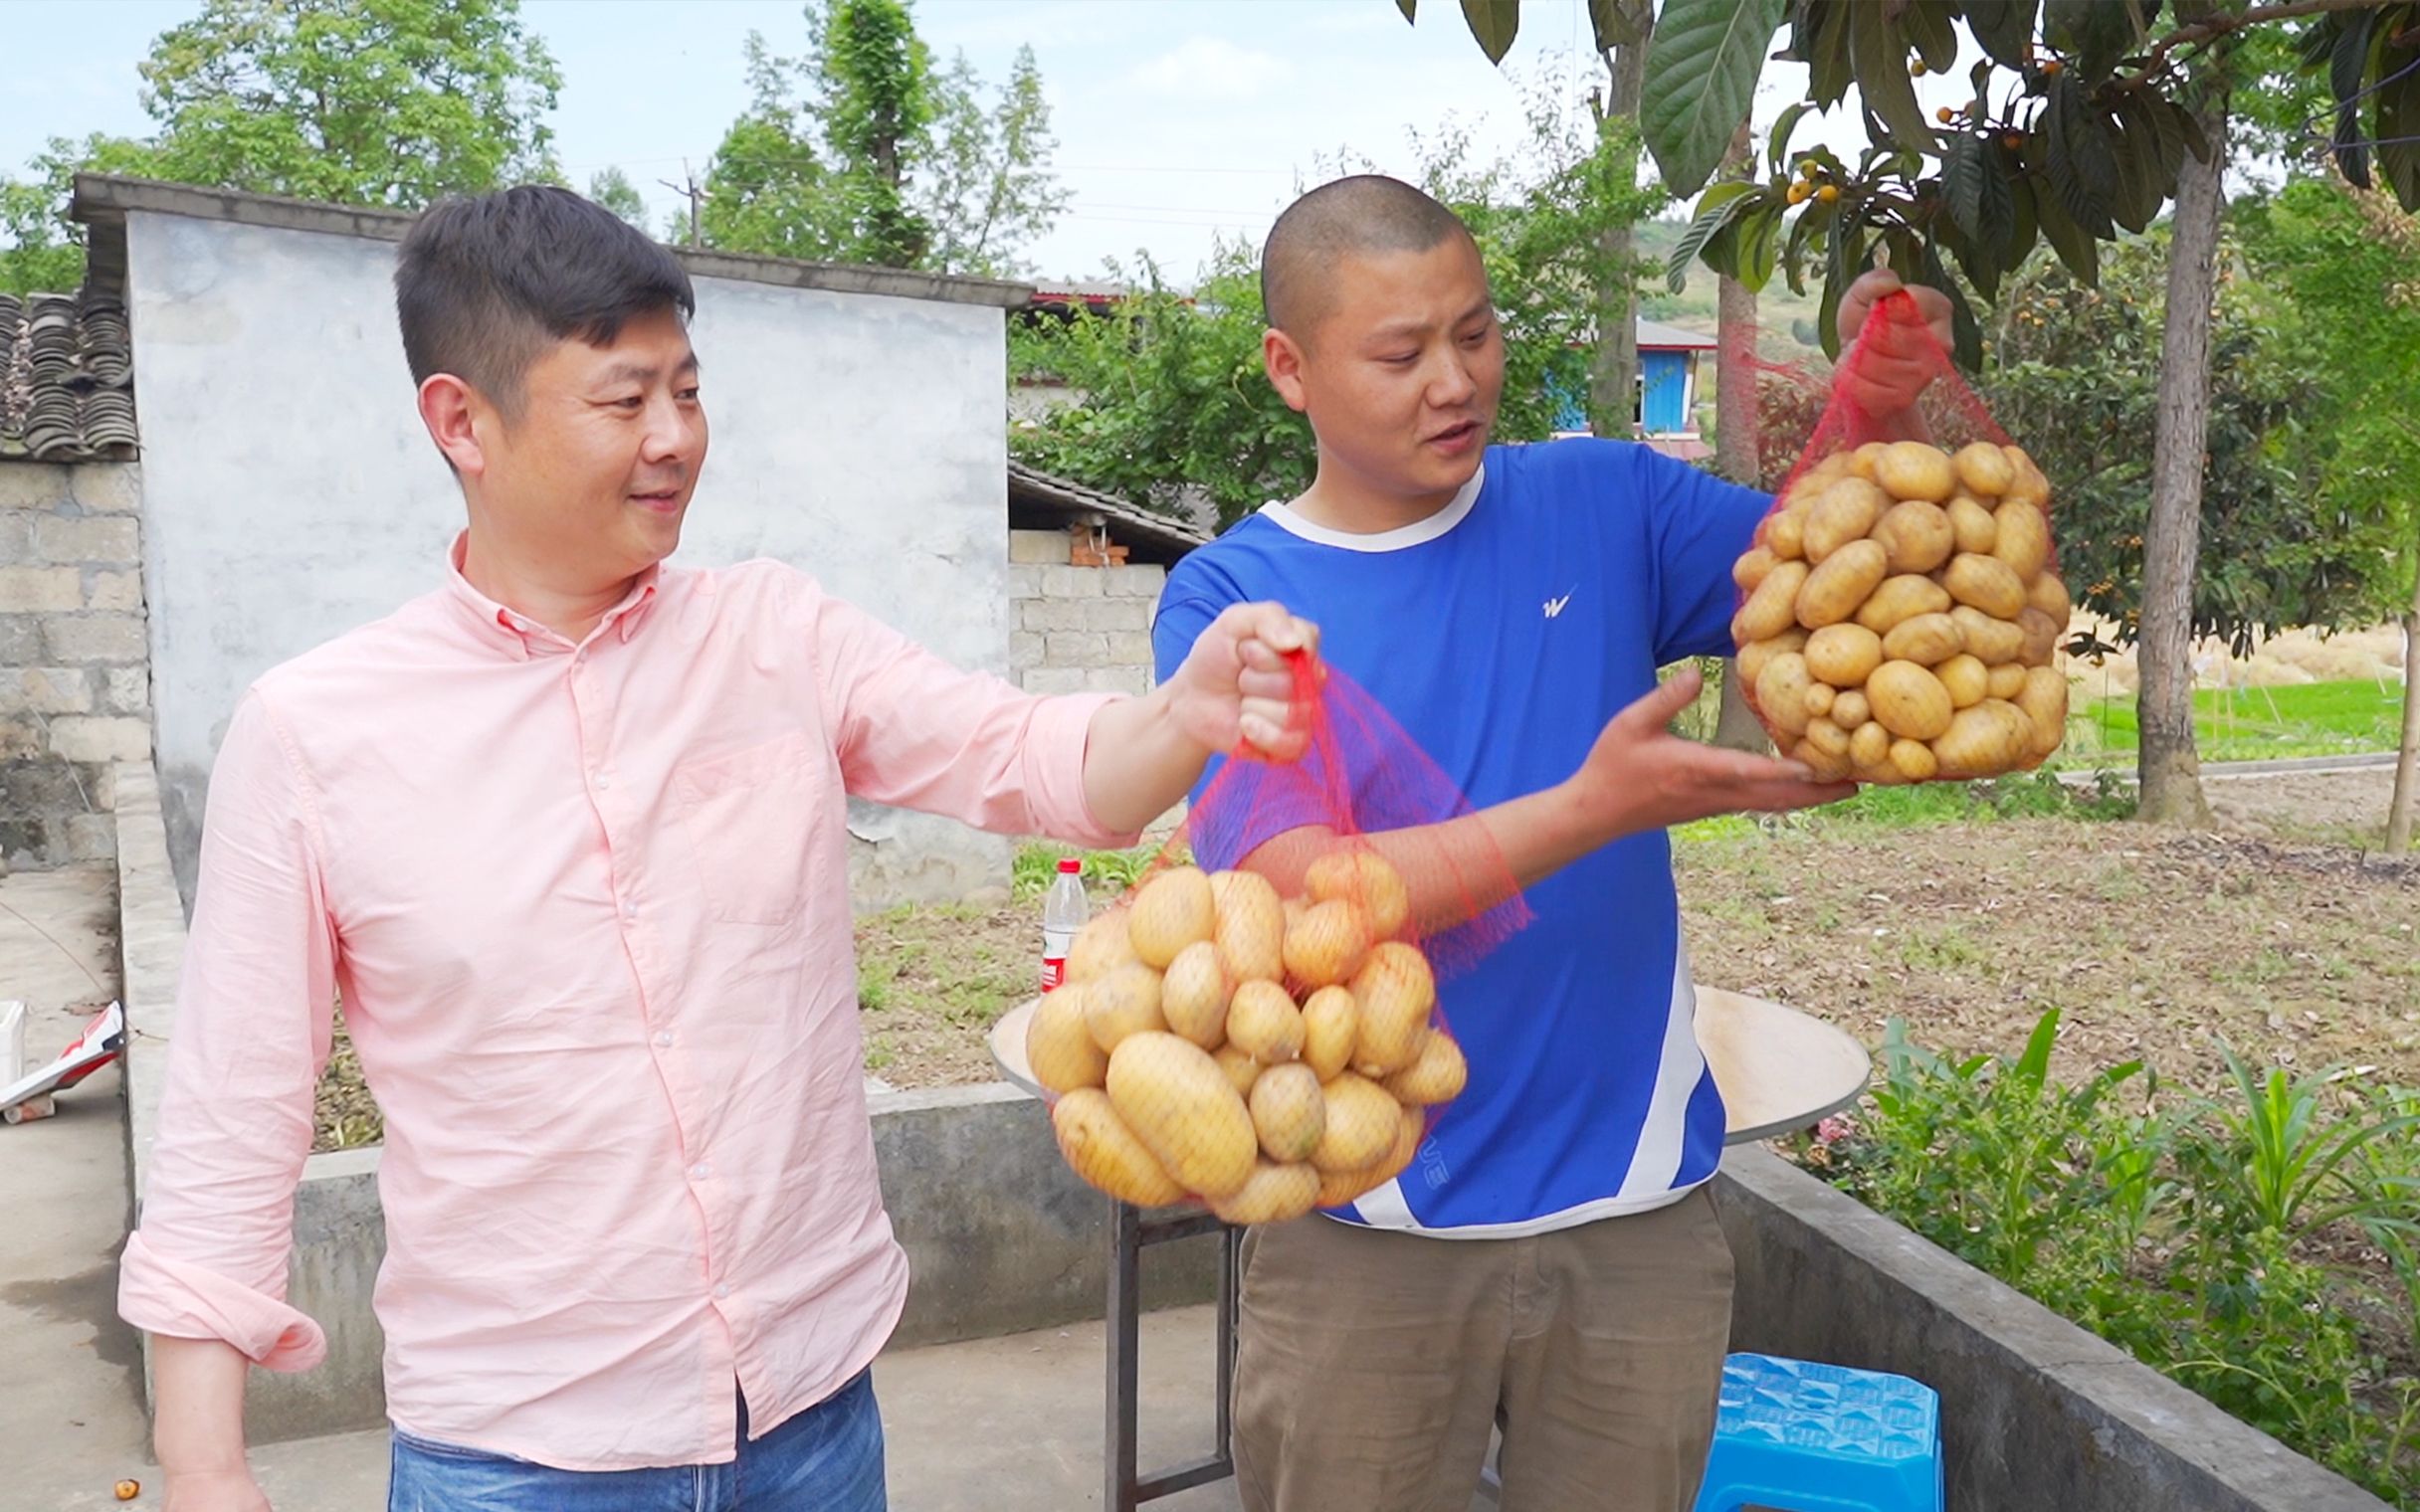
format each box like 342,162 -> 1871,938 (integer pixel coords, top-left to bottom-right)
120,186 -> 1315,1512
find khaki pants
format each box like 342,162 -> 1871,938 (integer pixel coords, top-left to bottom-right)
1231,1187 -> 1734,1512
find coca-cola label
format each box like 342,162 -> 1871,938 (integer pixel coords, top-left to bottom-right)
1040,956 -> 1067,993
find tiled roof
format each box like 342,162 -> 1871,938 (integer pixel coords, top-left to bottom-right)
0,290 -> 137,463
1008,459 -> 1210,563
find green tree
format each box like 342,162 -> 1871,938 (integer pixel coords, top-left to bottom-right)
699,4 -> 1067,275
587,166 -> 650,231
0,0 -> 561,294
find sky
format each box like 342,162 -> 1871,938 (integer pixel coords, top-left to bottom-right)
0,0 -> 1995,284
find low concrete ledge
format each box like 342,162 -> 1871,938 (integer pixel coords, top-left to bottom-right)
110,761 -> 185,1204
1715,1145 -> 2392,1512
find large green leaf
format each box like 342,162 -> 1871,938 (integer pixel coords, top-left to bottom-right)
1819,218 -> 1870,358
1589,0 -> 1645,53
1640,0 -> 1789,196
1735,201 -> 1786,292
1783,196 -> 1836,295
2044,74 -> 2117,240
1459,0 -> 1520,64
2379,43 -> 2420,211
1964,0 -> 2039,71
1805,0 -> 1856,108
2032,167 -> 2101,284
2107,94 -> 2170,235
1848,0 -> 1938,154
1920,244 -> 1984,371
1943,127 -> 2016,250
1767,99 -> 1816,175
1903,0 -> 1960,74
2045,0 -> 2145,84
1395,0 -> 1417,23
1665,180 -> 1759,291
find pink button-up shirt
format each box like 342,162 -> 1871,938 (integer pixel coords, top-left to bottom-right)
118,546 -> 1127,1469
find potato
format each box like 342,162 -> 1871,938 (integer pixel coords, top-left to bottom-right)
1930,699 -> 2032,779
1127,867 -> 1215,969
1349,941 -> 1436,1077
2018,666 -> 2070,760
2028,571 -> 2072,625
1803,716 -> 1851,759
1311,1073 -> 1402,1173
1849,719 -> 1892,770
1889,737 -> 1940,783
1867,661 -> 1956,741
1991,501 -> 2052,583
1852,758 -> 1904,787
1848,441 -> 1890,480
1951,606 -> 2027,665
1316,1106 -> 1426,1209
1209,1160 -> 1322,1226
1248,1062 -> 1326,1163
2018,607 -> 2065,667
1803,681 -> 1837,721
1028,983 -> 1109,1094
1831,688 -> 1873,730
1306,850 -> 1411,942
1855,575 -> 1955,635
1793,737 -> 1855,782
1087,963 -> 1167,1053
1942,554 -> 2029,620
1160,941 -> 1230,1049
1214,1042 -> 1262,1098
1733,560 -> 1812,645
1935,654 -> 1989,710
1754,652 -> 1816,739
1300,985 -> 1358,1081
1283,899 -> 1371,990
1796,540 -> 1890,630
1953,442 -> 2016,496
1382,1031 -> 1468,1106
1735,629 -> 1809,687
1804,624 -> 1885,688
1986,662 -> 2030,701
1210,870 -> 1286,985
2002,445 -> 2051,508
1875,442 -> 1956,503
1805,478 -> 1891,562
1871,499 -> 1956,574
1732,546 -> 1779,591
1065,908 -> 1140,985
1226,980 -> 1306,1063
1106,1033 -> 1258,1199
1882,612 -> 1964,666
1053,1089 -> 1186,1207
1762,509 -> 1807,561
1946,495 -> 1999,555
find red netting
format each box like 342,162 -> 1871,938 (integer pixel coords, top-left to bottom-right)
1729,291 -> 2072,785
1033,651 -> 1529,1221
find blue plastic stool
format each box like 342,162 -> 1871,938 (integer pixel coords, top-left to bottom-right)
1692,1353 -> 1944,1512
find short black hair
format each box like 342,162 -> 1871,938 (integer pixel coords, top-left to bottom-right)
395,185 -> 695,415
1260,174 -> 1475,338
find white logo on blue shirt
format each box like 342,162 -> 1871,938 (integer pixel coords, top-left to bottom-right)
1543,588 -> 1576,619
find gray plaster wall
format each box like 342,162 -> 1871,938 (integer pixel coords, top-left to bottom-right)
122,209 -> 1016,911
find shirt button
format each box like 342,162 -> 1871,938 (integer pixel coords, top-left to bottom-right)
654,1030 -> 674,1048
595,770 -> 613,790
691,1162 -> 711,1181
713,1283 -> 731,1300
622,899 -> 639,921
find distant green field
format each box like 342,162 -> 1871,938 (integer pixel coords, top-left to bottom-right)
2065,678 -> 2405,765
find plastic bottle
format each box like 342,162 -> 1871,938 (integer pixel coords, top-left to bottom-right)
1040,856 -> 1088,993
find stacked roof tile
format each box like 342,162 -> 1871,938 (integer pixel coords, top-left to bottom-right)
0,290 -> 138,463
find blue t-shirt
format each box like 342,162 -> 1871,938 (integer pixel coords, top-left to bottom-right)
1151,440 -> 1769,1237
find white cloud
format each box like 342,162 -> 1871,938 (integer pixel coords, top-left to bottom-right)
1127,37 -> 1294,101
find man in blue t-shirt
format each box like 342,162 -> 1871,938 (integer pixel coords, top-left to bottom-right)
1151,175 -> 1952,1512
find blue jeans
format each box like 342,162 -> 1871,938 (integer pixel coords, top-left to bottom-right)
387,1370 -> 887,1511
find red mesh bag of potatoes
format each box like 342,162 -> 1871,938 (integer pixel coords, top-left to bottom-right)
1733,290 -> 2072,784
1029,651 -> 1528,1224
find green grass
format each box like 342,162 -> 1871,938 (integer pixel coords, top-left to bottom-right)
1673,770 -> 2135,844
2064,678 -> 2404,766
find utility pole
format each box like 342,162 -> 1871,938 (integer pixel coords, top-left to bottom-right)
659,158 -> 706,248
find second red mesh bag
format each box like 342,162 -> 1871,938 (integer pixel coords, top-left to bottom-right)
1733,290 -> 2072,784
1030,651 -> 1528,1221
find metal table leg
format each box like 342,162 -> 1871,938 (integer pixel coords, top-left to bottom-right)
1107,1199 -> 1242,1510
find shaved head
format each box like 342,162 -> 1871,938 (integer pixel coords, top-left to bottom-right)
1261,175 -> 1476,341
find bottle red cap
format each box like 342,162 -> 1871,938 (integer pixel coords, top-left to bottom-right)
1057,857 -> 1083,874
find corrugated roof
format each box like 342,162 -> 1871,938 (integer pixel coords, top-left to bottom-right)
0,290 -> 137,464
1636,317 -> 1718,350
1007,459 -> 1210,563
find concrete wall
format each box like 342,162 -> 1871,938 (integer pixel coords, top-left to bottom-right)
1715,1146 -> 2393,1512
0,461 -> 150,867
121,209 -> 1017,910
1007,527 -> 1163,697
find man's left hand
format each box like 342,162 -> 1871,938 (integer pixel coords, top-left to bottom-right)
1836,270 -> 1956,419
1164,602 -> 1319,761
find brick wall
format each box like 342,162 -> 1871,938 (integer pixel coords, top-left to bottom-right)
0,461 -> 151,867
1007,527 -> 1166,697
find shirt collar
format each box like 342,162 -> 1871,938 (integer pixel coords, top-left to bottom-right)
443,533 -> 663,661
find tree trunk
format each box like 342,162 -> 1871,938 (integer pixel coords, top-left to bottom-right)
1712,118 -> 1770,753
1587,25 -> 1649,440
2389,551 -> 2420,852
2136,87 -> 2228,828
